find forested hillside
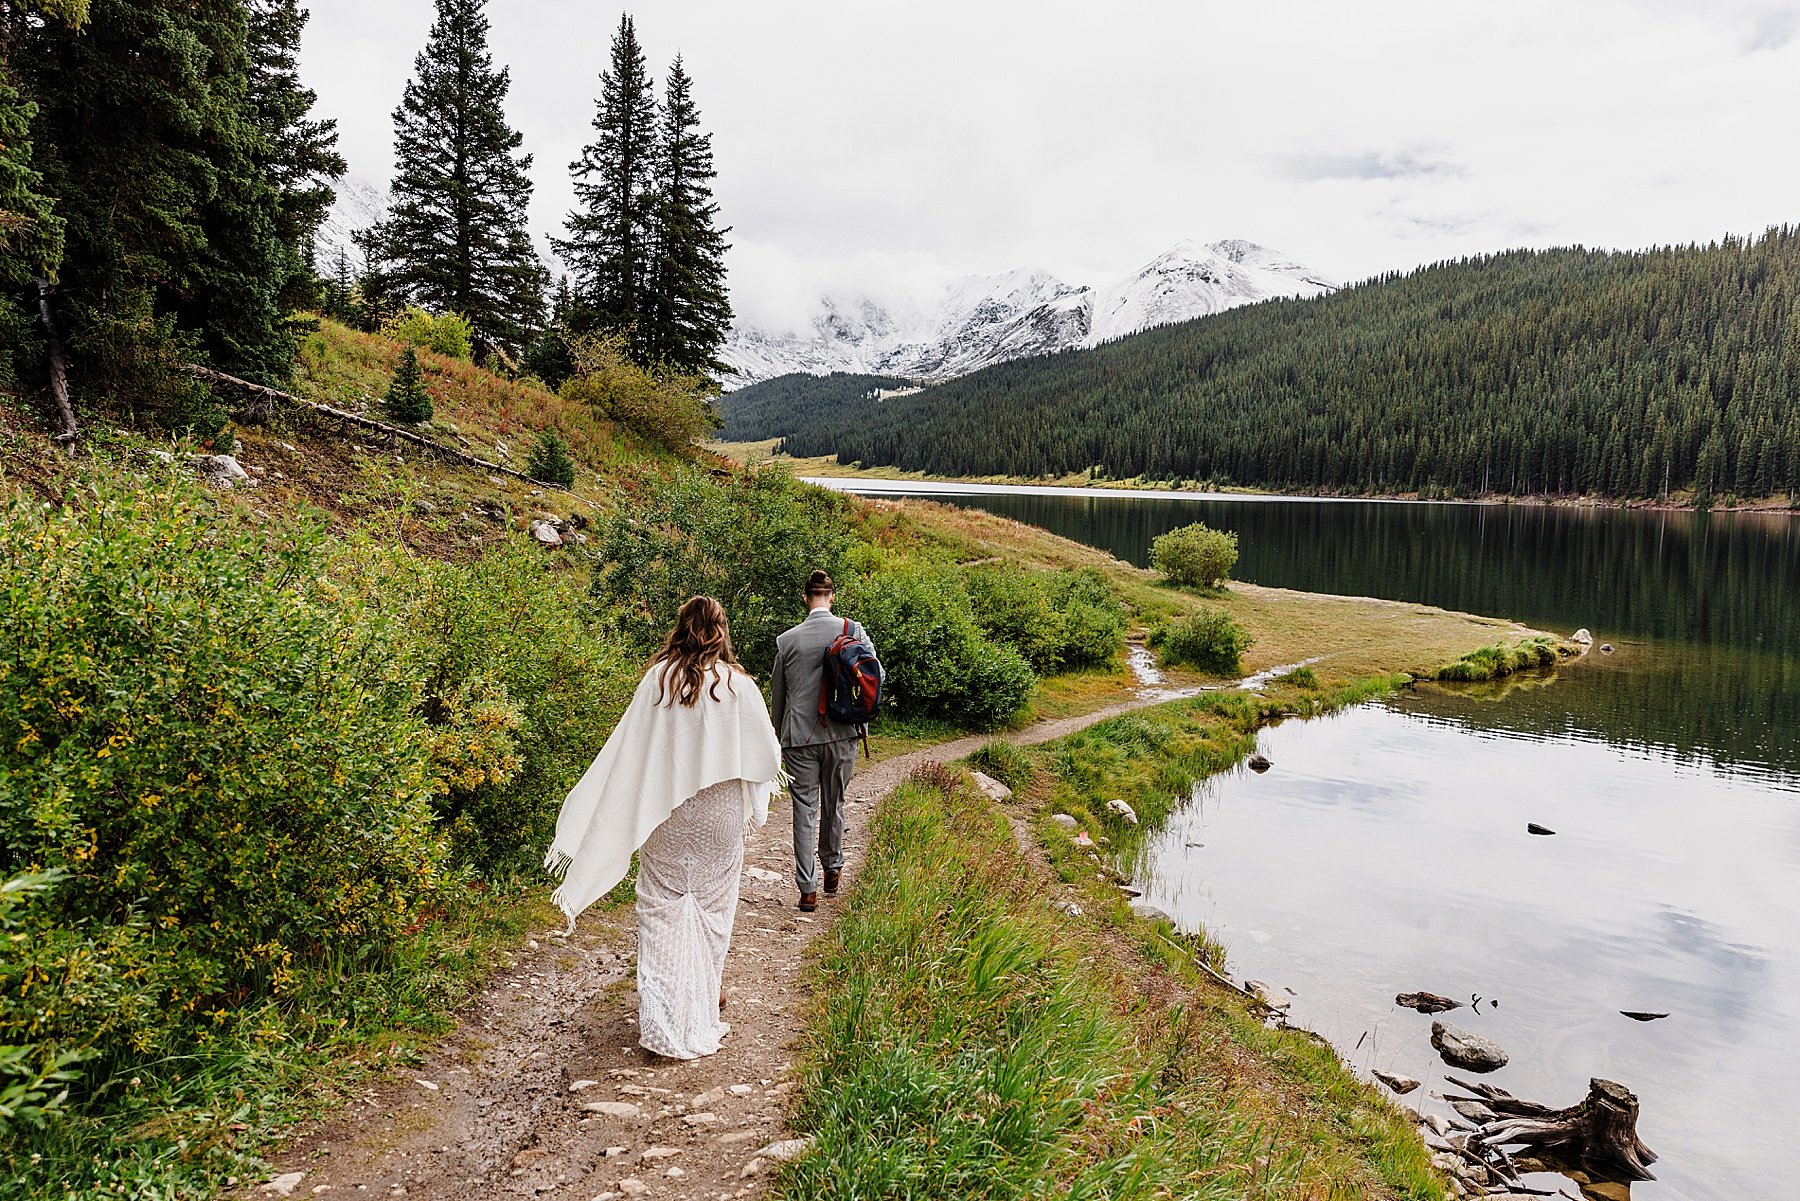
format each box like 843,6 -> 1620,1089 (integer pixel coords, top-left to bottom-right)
776,232 -> 1800,504
718,370 -> 913,440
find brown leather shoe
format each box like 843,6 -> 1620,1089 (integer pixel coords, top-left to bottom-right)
797,891 -> 819,912
824,869 -> 842,895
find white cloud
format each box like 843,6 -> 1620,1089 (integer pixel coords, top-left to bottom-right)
300,0 -> 1800,328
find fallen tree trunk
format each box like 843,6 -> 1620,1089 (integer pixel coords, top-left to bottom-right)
1464,1076 -> 1658,1183
181,363 -> 568,491
34,279 -> 78,444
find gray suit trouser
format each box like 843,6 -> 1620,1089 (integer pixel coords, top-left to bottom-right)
785,739 -> 857,893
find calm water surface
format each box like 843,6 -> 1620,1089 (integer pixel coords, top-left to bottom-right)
813,479 -> 1800,1200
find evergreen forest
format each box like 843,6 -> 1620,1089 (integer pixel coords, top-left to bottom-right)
718,370 -> 914,441
765,233 -> 1800,504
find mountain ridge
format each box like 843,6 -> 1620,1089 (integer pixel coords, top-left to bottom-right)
721,239 -> 1336,387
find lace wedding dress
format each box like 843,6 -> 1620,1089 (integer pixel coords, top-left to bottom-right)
635,778 -> 746,1059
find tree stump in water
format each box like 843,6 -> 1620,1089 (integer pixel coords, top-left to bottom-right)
1467,1076 -> 1658,1183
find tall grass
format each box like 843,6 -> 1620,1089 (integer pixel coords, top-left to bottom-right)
1434,636 -> 1559,681
780,765 -> 1445,1201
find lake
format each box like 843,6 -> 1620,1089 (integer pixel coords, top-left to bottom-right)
810,478 -> 1800,1200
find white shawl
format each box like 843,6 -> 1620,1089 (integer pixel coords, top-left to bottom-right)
545,662 -> 785,928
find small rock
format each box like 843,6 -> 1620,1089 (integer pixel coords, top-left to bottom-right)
1049,813 -> 1078,829
1430,1021 -> 1509,1072
569,1079 -> 598,1092
1074,831 -> 1094,848
1129,900 -> 1174,924
1104,798 -> 1138,825
754,1137 -> 815,1163
582,1101 -> 643,1118
511,1149 -> 549,1168
969,770 -> 1013,802
149,449 -> 175,464
617,1180 -> 649,1198
1449,1098 -> 1497,1123
1620,1010 -> 1670,1021
682,1111 -> 721,1127
190,454 -> 251,487
487,475 -> 506,486
415,1079 -> 438,1091
746,867 -> 782,884
715,1131 -> 760,1146
1247,753 -> 1272,773
1572,628 -> 1594,645
262,1174 -> 306,1197
1395,991 -> 1462,1014
727,1084 -> 754,1096
664,1167 -> 684,1179
1527,823 -> 1556,836
1600,643 -> 1615,653
740,1158 -> 767,1179
529,519 -> 563,546
1371,1070 -> 1420,1095
1244,980 -> 1291,1011
604,1146 -> 629,1158
640,1147 -> 681,1161
1424,1112 -> 1452,1137
691,1086 -> 727,1108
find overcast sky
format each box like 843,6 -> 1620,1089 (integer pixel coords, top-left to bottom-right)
300,0 -> 1800,330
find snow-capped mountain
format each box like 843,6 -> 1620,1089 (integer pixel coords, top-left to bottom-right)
313,175 -> 389,269
721,240 -> 1335,387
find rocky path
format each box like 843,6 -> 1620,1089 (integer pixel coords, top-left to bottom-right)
247,683 -> 1253,1201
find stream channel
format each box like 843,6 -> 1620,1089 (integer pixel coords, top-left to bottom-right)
810,478 -> 1800,1200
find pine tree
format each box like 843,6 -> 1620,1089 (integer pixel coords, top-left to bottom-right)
22,0 -> 294,403
643,55 -> 731,374
520,275 -> 575,388
525,427 -> 575,486
377,0 -> 545,356
385,347 -> 433,424
246,0 -> 346,313
555,13 -> 657,354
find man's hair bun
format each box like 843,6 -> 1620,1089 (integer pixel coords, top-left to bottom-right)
804,569 -> 834,596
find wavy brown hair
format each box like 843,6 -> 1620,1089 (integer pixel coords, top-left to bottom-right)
651,596 -> 744,707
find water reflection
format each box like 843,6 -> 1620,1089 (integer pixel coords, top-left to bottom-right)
818,481 -> 1800,781
1134,703 -> 1800,1201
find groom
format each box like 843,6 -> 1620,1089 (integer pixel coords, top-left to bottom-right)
770,569 -> 875,912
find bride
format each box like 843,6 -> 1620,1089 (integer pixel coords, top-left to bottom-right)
545,596 -> 785,1060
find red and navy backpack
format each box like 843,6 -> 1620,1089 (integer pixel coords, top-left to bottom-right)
818,618 -> 883,729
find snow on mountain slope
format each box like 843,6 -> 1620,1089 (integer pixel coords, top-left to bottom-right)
721,240 -> 1335,387
313,175 -> 389,269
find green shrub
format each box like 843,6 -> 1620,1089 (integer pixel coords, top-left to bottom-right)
964,564 -> 1126,673
343,539 -> 634,870
384,347 -> 433,424
593,466 -> 853,673
525,428 -> 576,486
561,331 -> 718,448
1277,666 -> 1320,689
1150,607 -> 1253,674
0,481 -> 446,1069
1042,567 -> 1127,668
1151,521 -> 1239,589
381,307 -> 474,360
846,564 -> 1034,730
966,740 -> 1035,795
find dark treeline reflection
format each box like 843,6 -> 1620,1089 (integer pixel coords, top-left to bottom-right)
920,491 -> 1800,780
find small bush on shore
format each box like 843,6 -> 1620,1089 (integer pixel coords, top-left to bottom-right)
1151,521 -> 1239,589
964,563 -> 1126,672
1150,607 -> 1253,674
1436,637 -> 1558,681
382,307 -> 475,361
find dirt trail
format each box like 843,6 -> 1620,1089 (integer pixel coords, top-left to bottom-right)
245,687 -> 1244,1201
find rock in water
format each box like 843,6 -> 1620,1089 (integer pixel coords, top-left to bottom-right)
969,770 -> 1013,802
1372,1070 -> 1421,1095
1620,1011 -> 1670,1022
1527,823 -> 1556,836
1600,643 -> 1615,654
1104,798 -> 1139,824
1129,899 -> 1174,924
1247,754 -> 1272,773
1395,991 -> 1462,1014
1573,628 -> 1594,645
1430,1021 -> 1508,1072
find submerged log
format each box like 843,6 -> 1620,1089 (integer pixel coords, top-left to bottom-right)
1396,990 -> 1462,1014
1472,1077 -> 1658,1183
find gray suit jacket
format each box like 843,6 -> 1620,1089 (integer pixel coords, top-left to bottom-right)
770,608 -> 876,748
